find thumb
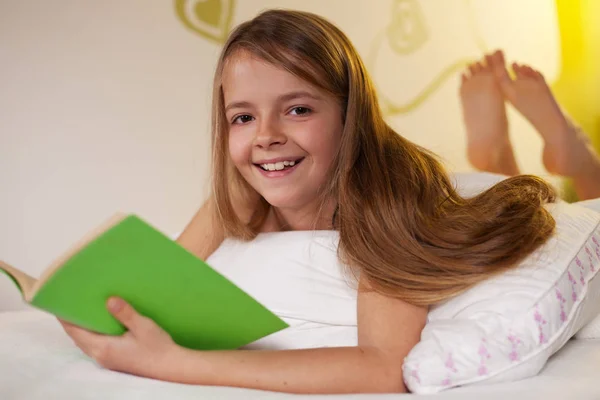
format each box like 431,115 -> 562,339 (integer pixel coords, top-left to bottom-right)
107,297 -> 140,332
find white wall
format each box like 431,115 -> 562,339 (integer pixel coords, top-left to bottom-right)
0,0 -> 561,311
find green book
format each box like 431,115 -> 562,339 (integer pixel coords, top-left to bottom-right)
0,214 -> 288,350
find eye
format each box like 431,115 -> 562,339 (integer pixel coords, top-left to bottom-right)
289,106 -> 312,116
232,114 -> 254,124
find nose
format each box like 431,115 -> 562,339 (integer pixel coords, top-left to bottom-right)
253,117 -> 287,149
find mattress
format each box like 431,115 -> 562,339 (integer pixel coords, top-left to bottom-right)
1,310 -> 598,400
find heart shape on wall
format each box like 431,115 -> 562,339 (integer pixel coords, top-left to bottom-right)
175,0 -> 235,44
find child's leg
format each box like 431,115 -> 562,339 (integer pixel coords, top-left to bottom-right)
492,53 -> 600,200
560,120 -> 600,200
460,51 -> 520,176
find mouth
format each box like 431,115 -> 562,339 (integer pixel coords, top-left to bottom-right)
254,157 -> 305,172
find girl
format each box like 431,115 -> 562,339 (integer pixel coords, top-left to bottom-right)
61,10 -> 556,394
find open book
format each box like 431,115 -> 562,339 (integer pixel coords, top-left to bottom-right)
0,214 -> 288,350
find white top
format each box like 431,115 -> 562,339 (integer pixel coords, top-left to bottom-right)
206,230 -> 359,349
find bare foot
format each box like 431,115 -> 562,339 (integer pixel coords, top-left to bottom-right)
492,54 -> 595,179
460,51 -> 519,175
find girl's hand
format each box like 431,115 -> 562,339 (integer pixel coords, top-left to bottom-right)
60,297 -> 182,380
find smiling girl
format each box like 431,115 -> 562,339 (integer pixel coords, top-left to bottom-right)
61,9 -> 557,394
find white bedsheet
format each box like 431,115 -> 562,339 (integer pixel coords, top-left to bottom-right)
1,310 -> 599,400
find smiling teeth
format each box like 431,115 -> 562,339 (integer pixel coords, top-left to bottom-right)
261,160 -> 296,171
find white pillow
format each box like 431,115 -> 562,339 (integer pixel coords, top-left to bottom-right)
403,175 -> 600,394
205,230 -> 358,350
451,171 -> 508,197
571,198 -> 600,340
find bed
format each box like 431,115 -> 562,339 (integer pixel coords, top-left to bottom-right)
1,309 -> 599,400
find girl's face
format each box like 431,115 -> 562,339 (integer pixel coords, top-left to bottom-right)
222,52 -> 343,212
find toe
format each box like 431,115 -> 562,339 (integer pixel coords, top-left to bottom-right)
512,63 -> 523,78
493,58 -> 511,86
484,54 -> 493,69
522,65 -> 539,79
485,56 -> 496,72
535,70 -> 546,81
468,63 -> 477,76
493,49 -> 505,63
491,51 -> 509,79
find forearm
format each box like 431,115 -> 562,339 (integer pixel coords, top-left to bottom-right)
163,346 -> 406,394
177,199 -> 224,260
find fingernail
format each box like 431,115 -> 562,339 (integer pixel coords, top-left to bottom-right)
107,297 -> 124,312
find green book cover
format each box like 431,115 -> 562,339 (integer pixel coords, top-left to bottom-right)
0,215 -> 288,350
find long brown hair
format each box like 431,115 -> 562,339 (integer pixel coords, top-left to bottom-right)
209,9 -> 556,306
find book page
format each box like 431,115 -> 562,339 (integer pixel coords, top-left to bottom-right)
0,260 -> 37,301
33,213 -> 127,295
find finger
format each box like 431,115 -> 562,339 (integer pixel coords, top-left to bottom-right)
59,319 -> 78,330
62,321 -> 103,344
107,297 -> 147,333
59,320 -> 105,357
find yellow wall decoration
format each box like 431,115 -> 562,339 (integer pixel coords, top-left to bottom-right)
551,0 -> 600,201
175,0 -> 236,44
368,0 -> 487,116
385,0 -> 429,55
